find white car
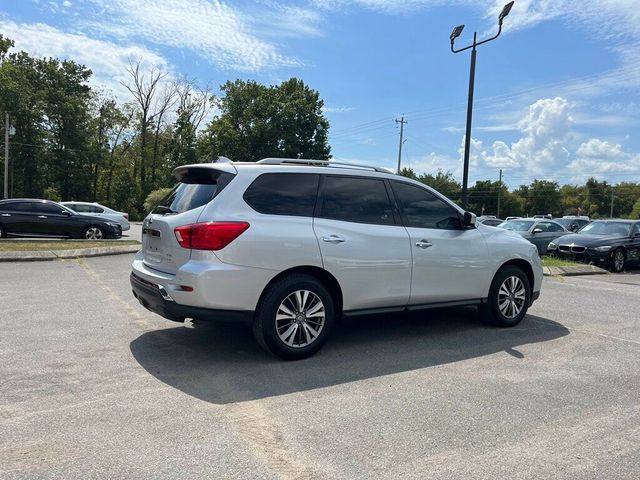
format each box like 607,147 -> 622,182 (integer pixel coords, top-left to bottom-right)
130,159 -> 543,360
62,201 -> 130,231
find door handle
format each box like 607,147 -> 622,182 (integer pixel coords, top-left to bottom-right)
415,240 -> 433,249
37,215 -> 47,219
1,213 -> 10,217
322,235 -> 345,244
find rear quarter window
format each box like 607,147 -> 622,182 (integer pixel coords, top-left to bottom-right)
243,173 -> 320,217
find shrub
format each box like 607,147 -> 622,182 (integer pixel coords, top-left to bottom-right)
43,186 -> 61,202
144,187 -> 173,214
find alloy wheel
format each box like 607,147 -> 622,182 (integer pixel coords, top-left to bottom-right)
613,250 -> 625,272
275,290 -> 325,348
497,276 -> 526,319
84,227 -> 103,240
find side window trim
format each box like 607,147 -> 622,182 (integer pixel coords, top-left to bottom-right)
316,174 -> 401,227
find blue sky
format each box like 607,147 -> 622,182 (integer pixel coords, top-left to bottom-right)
1,0 -> 639,187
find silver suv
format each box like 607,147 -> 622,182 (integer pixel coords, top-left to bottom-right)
131,159 -> 542,359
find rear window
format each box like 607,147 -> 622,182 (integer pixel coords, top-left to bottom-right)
243,173 -> 320,217
154,169 -> 234,214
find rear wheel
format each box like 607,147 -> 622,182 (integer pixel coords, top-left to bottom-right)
82,225 -> 104,240
481,266 -> 531,327
253,274 -> 335,360
610,248 -> 626,273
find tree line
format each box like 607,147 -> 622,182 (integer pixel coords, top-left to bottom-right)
400,168 -> 640,219
0,35 -> 330,219
1,34 -> 638,221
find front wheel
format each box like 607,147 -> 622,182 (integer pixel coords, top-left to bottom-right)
481,266 -> 531,327
253,274 -> 335,360
610,248 -> 626,273
82,225 -> 105,240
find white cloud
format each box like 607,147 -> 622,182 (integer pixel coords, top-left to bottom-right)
82,0 -> 303,72
0,20 -> 169,99
482,97 -> 573,173
323,106 -> 356,113
568,139 -> 639,181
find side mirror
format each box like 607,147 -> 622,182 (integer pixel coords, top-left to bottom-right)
463,211 -> 476,228
532,228 -> 543,234
60,210 -> 71,217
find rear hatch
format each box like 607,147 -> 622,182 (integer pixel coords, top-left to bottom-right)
141,164 -> 236,275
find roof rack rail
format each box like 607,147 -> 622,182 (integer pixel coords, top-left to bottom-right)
256,157 -> 393,174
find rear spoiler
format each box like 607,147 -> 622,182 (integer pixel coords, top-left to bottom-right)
172,163 -> 237,182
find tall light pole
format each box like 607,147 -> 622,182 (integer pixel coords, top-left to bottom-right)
4,112 -> 10,199
450,1 -> 514,210
395,115 -> 407,174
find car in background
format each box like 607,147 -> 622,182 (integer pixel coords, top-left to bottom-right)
0,199 -> 122,239
497,218 -> 568,255
477,216 -> 504,227
533,214 -> 553,219
554,216 -> 590,233
548,220 -> 640,272
62,201 -> 130,231
505,216 -> 521,221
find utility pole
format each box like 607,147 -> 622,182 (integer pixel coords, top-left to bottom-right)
610,185 -> 615,218
395,115 -> 407,174
450,1 -> 514,209
497,168 -> 503,218
4,112 -> 9,199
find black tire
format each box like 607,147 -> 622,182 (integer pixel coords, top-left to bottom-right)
480,265 -> 531,327
253,274 -> 335,360
610,248 -> 626,273
82,225 -> 105,240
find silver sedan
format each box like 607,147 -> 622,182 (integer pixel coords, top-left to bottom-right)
497,218 -> 568,255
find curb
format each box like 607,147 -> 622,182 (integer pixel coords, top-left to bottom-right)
543,265 -> 609,276
0,245 -> 140,262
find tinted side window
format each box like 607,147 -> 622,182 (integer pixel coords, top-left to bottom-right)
545,222 -> 564,232
319,176 -> 394,225
392,181 -> 461,230
244,173 -> 320,217
32,203 -> 65,215
0,202 -> 23,212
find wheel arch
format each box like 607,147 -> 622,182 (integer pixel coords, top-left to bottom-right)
258,265 -> 343,315
497,258 -> 535,291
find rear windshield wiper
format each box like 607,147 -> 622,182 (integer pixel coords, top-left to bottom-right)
152,205 -> 178,215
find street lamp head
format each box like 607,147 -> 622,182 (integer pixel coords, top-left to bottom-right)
450,24 -> 465,42
499,1 -> 514,23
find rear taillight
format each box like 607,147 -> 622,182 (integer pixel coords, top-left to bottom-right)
123,213 -> 129,220
174,222 -> 250,250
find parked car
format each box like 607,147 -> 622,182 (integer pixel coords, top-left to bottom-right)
497,218 -> 568,255
130,158 -> 543,360
548,219 -> 640,272
505,216 -> 521,221
533,214 -> 553,219
477,216 -> 504,227
0,199 -> 123,239
61,201 -> 130,231
554,216 -> 590,233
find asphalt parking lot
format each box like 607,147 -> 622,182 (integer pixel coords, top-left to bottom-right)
1,255 -> 639,479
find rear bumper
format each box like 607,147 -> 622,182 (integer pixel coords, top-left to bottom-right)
130,272 -> 252,324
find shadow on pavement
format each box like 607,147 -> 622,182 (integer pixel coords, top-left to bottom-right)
130,308 -> 569,405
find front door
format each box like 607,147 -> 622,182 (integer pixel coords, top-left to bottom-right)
390,180 -> 492,304
313,175 -> 412,312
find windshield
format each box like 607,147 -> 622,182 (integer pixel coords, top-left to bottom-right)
498,220 -> 534,232
579,221 -> 631,236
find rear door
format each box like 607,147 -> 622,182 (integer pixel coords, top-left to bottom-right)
0,201 -> 32,235
313,175 -> 411,311
141,165 -> 235,275
390,180 -> 491,304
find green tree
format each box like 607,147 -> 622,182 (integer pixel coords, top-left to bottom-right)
630,198 -> 640,219
199,78 -> 330,162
